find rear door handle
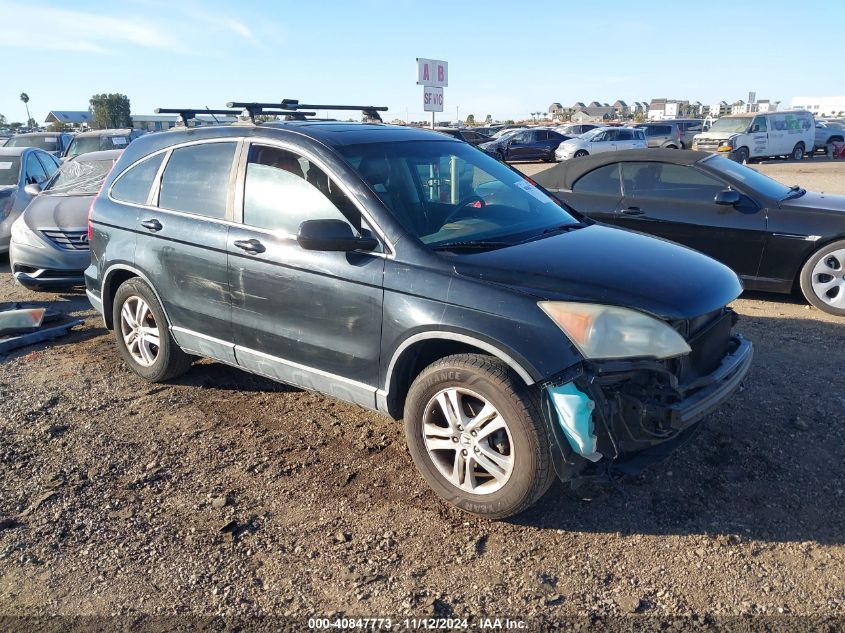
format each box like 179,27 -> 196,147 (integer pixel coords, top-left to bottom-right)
620,207 -> 644,215
140,219 -> 162,232
233,238 -> 266,254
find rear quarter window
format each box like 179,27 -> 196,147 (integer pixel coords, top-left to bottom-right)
572,164 -> 622,195
111,153 -> 165,205
157,142 -> 237,219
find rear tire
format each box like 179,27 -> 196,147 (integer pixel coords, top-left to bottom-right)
574,150 -> 588,158
112,278 -> 193,382
791,143 -> 805,161
799,239 -> 845,316
403,354 -> 554,519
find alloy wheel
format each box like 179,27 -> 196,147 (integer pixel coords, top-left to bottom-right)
811,248 -> 845,308
422,387 -> 514,494
120,296 -> 161,367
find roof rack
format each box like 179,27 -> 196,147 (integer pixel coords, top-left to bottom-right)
226,100 -> 388,123
154,107 -> 241,127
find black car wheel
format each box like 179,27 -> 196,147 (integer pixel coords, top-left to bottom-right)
574,150 -> 589,158
799,239 -> 845,316
113,278 -> 193,382
665,144 -> 678,149
790,143 -> 805,161
734,147 -> 749,163
404,354 -> 554,519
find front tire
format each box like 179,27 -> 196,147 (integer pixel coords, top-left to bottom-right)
734,147 -> 749,163
573,150 -> 589,158
112,278 -> 193,382
799,239 -> 845,316
404,354 -> 554,519
791,142 -> 805,161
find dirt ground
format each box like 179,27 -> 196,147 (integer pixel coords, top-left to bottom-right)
1,160 -> 844,630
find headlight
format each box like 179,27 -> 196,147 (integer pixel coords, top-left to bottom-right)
539,301 -> 691,360
10,217 -> 45,249
717,138 -> 734,151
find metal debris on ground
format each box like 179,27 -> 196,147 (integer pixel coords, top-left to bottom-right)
0,303 -> 83,355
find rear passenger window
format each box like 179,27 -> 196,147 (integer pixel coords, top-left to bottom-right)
158,142 -> 237,219
242,145 -> 360,236
617,129 -> 633,141
572,164 -> 621,196
111,153 -> 165,205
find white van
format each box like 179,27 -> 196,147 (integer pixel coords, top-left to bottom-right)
692,110 -> 815,162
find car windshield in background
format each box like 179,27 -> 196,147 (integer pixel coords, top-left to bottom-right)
65,136 -> 128,159
704,155 -> 792,200
338,140 -> 578,249
44,158 -> 114,195
0,157 -> 22,186
5,136 -> 58,151
709,117 -> 753,134
578,128 -> 604,140
492,128 -> 522,139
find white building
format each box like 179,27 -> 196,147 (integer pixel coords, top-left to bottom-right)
790,96 -> 845,117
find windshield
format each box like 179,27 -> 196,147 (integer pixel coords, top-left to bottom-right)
703,155 -> 792,200
5,135 -> 59,151
0,157 -> 22,186
338,140 -> 578,249
44,158 -> 114,195
578,128 -> 605,140
709,117 -> 752,134
492,128 -> 523,139
65,135 -> 128,159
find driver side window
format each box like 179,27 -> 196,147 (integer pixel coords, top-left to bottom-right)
242,145 -> 363,236
25,154 -> 48,184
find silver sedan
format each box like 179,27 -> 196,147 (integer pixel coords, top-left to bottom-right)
0,147 -> 60,253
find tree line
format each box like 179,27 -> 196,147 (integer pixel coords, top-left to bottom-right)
1,92 -> 132,132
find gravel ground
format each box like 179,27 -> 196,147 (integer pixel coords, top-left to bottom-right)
1,161 -> 844,629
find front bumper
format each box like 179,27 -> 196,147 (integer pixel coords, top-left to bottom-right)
544,332 -> 753,482
590,335 -> 753,457
9,240 -> 89,289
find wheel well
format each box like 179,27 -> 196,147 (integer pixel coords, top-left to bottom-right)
384,339 -> 525,419
792,235 -> 845,292
102,269 -> 138,329
830,136 -> 844,143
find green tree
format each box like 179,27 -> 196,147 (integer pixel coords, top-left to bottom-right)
0,113 -> 7,127
20,92 -> 31,127
47,121 -> 71,132
89,93 -> 132,129
485,114 -> 492,124
465,113 -> 475,126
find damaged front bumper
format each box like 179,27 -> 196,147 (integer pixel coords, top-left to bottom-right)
543,334 -> 753,482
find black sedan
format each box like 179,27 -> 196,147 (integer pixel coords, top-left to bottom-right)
480,128 -> 570,162
431,127 -> 493,146
534,149 -> 845,316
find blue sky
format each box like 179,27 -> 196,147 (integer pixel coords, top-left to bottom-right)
1,0 -> 842,125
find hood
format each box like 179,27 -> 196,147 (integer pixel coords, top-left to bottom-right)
780,190 -> 845,214
22,192 -> 92,230
694,131 -> 737,141
450,225 -> 742,320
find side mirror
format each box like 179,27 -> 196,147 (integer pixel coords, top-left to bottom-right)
714,189 -> 741,206
297,219 -> 379,252
24,183 -> 42,196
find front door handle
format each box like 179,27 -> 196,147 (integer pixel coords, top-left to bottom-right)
620,207 -> 644,216
140,219 -> 162,232
233,238 -> 266,254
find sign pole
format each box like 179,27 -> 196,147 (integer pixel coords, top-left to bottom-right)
431,111 -> 435,130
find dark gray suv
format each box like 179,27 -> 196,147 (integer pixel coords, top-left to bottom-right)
86,109 -> 752,519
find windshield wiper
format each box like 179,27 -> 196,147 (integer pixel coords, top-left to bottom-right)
782,185 -> 806,200
430,240 -> 514,252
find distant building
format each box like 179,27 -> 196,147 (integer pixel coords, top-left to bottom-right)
790,96 -> 845,117
131,114 -> 237,131
571,106 -> 617,123
710,101 -> 729,117
613,100 -> 629,116
648,98 -> 688,120
45,110 -> 92,129
548,102 -> 564,121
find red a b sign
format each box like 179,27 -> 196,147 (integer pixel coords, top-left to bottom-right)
416,58 -> 448,88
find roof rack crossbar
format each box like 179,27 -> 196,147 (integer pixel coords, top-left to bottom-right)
226,100 -> 388,122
